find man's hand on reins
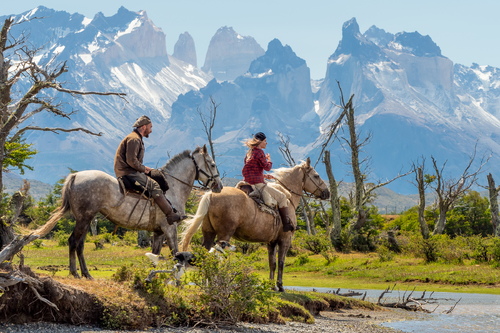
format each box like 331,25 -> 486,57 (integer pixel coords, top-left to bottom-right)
144,166 -> 152,174
264,174 -> 274,180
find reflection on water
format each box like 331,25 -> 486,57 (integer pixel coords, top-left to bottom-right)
286,286 -> 500,333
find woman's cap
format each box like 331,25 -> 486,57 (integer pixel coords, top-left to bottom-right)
253,132 -> 266,141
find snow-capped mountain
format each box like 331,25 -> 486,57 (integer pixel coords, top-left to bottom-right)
202,27 -> 265,81
317,18 -> 500,193
2,6 -> 211,184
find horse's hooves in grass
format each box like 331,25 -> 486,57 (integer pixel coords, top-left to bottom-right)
83,274 -> 94,280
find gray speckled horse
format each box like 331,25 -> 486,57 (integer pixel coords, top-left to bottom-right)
34,145 -> 222,279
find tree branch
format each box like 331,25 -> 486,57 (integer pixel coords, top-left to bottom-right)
11,126 -> 102,141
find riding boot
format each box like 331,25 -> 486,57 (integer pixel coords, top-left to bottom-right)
278,207 -> 295,232
154,195 -> 187,225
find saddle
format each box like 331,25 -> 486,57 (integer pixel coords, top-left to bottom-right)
114,170 -> 177,230
235,181 -> 278,217
118,169 -> 169,198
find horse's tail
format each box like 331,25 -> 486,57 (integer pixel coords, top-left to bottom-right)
33,173 -> 76,238
180,191 -> 212,251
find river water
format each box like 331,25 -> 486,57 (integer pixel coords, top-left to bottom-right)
287,286 -> 500,332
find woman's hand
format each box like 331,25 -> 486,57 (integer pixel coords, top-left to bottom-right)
266,153 -> 271,162
264,174 -> 274,180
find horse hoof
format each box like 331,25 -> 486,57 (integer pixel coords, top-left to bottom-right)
84,274 -> 94,280
71,272 -> 81,279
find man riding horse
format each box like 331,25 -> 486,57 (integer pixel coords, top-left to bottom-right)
114,115 -> 186,224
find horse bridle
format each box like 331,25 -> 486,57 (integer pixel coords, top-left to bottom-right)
161,152 -> 219,191
191,152 -> 220,189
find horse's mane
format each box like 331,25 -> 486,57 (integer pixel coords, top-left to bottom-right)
272,161 -> 307,180
160,147 -> 204,173
161,150 -> 192,173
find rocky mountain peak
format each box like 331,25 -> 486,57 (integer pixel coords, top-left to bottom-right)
202,26 -> 265,81
173,32 -> 197,67
342,17 -> 361,39
363,25 -> 394,47
249,38 -> 306,74
390,31 -> 442,57
330,17 -> 383,61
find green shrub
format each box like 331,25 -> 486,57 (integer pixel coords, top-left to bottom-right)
321,251 -> 338,265
468,235 -> 490,263
302,233 -> 331,254
490,238 -> 500,267
295,253 -> 310,266
113,264 -> 134,282
122,231 -> 137,246
377,245 -> 394,262
32,239 -> 43,248
189,246 -> 274,324
419,237 -> 440,263
53,230 -> 69,247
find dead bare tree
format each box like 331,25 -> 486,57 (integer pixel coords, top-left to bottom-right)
313,81 -> 349,245
0,17 -> 125,254
430,145 -> 489,235
196,95 -> 219,163
487,173 -> 500,237
340,90 -> 410,232
410,158 -> 430,239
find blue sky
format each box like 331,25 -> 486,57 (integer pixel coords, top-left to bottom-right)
2,0 -> 499,79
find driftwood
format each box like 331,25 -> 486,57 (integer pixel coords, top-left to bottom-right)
376,284 -> 461,313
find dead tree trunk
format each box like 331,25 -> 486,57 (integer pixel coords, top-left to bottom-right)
300,198 -> 312,235
0,180 -> 30,250
324,151 -> 342,246
487,173 -> 500,237
416,166 -> 430,239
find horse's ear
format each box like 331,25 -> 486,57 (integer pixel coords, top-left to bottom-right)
306,157 -> 311,168
202,144 -> 208,154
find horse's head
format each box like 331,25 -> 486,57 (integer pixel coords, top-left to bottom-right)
301,157 -> 330,200
191,145 -> 223,193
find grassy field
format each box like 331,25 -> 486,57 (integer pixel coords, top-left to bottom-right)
17,239 -> 500,295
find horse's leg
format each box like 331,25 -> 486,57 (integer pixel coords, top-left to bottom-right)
201,215 -> 217,250
151,231 -> 166,255
76,220 -> 92,279
68,230 -> 80,278
160,221 -> 178,255
202,231 -> 216,250
276,235 -> 292,292
267,242 -> 278,291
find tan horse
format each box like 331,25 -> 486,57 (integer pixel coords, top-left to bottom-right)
180,157 -> 330,291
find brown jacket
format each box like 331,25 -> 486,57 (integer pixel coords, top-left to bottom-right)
114,130 -> 146,177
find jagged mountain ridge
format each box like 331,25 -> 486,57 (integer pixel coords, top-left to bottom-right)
2,6 -> 211,183
316,18 -> 500,193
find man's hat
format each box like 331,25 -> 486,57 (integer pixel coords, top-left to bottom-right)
253,132 -> 266,141
133,115 -> 151,128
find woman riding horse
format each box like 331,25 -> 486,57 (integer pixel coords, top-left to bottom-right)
242,132 -> 294,232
